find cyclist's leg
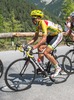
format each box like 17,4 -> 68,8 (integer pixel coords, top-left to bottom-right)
44,46 -> 61,77
44,33 -> 63,77
37,44 -> 47,73
38,44 -> 46,62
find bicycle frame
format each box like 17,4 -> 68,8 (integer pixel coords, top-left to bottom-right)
25,52 -> 48,76
17,44 -> 57,77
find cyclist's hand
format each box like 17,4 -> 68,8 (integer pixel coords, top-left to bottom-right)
23,45 -> 33,51
33,45 -> 37,49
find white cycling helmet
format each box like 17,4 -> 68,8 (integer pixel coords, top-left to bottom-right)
70,11 -> 74,17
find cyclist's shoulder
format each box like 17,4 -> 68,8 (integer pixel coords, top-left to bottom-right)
39,20 -> 55,27
39,20 -> 48,27
39,19 -> 47,24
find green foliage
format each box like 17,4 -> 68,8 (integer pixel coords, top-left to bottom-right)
0,0 -> 74,51
62,0 -> 74,19
0,0 -> 65,33
0,0 -> 37,32
0,12 -> 4,32
4,11 -> 22,32
0,0 -> 74,33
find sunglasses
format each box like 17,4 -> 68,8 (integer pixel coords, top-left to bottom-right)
31,18 -> 36,21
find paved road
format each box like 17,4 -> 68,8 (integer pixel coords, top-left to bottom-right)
0,45 -> 74,100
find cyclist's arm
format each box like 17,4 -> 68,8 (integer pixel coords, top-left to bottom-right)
63,30 -> 72,36
63,22 -> 72,36
28,32 -> 39,45
33,35 -> 47,49
67,22 -> 72,35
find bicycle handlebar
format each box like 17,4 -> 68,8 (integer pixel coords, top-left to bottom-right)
15,43 -> 57,58
15,44 -> 34,58
15,43 -> 43,54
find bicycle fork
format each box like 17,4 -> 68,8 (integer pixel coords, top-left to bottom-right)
19,58 -> 30,76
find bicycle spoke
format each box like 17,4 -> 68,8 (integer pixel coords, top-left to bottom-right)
50,55 -> 70,84
20,60 -> 30,75
5,58 -> 36,91
65,50 -> 74,73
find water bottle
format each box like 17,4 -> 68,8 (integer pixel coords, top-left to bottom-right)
37,58 -> 46,68
37,58 -> 43,66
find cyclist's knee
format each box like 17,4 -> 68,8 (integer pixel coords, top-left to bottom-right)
44,48 -> 52,56
38,48 -> 42,52
38,45 -> 46,52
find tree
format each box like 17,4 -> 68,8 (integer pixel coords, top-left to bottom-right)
3,11 -> 23,32
62,0 -> 74,19
0,14 -> 4,32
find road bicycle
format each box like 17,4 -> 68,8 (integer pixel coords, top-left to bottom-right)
63,39 -> 74,73
0,60 -> 4,78
4,44 -> 72,91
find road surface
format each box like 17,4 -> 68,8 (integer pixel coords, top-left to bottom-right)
0,45 -> 74,100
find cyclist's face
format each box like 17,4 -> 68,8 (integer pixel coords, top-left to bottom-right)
32,18 -> 37,25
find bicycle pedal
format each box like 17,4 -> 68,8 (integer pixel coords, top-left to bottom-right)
36,72 -> 42,75
36,68 -> 42,75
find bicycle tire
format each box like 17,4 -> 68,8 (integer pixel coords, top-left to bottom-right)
65,49 -> 74,73
0,60 -> 3,78
5,58 -> 36,91
49,55 -> 71,84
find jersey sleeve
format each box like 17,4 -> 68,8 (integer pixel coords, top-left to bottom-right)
40,20 -> 47,36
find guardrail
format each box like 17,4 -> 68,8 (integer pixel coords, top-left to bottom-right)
0,32 -> 42,39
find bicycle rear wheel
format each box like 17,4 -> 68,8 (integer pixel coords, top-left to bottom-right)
50,55 -> 71,84
65,49 -> 74,73
5,58 -> 36,91
0,60 -> 3,78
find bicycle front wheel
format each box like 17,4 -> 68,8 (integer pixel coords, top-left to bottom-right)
65,49 -> 74,73
0,60 -> 3,78
5,58 -> 36,91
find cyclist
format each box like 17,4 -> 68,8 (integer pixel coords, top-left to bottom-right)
13,10 -> 63,78
27,10 -> 63,78
63,12 -> 74,41
70,12 -> 74,41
